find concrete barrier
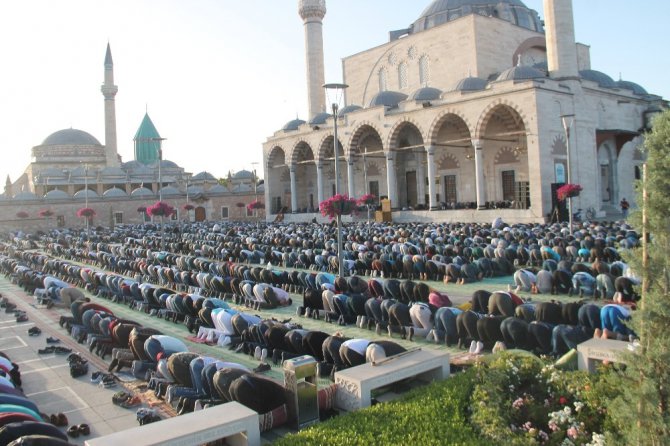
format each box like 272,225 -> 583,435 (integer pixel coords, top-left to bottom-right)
84,401 -> 260,446
334,349 -> 450,411
577,338 -> 630,373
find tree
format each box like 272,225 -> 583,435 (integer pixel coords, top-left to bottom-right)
608,109 -> 670,445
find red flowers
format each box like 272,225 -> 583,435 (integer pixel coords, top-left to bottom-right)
319,194 -> 358,220
38,209 -> 54,218
147,201 -> 175,218
556,183 -> 582,201
76,207 -> 96,218
247,200 -> 265,211
559,396 -> 568,405
357,194 -> 376,206
182,204 -> 195,211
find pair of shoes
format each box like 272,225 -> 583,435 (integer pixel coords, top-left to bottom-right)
67,353 -> 88,364
4,302 -> 17,312
70,361 -> 89,378
112,391 -> 132,406
254,346 -> 262,360
253,362 -> 271,373
473,341 -> 485,355
38,346 -> 56,354
28,326 -> 42,336
98,374 -> 116,388
67,423 -> 90,438
120,395 -> 142,408
46,336 -> 60,344
50,412 -> 68,427
16,313 -> 28,323
54,346 -> 72,354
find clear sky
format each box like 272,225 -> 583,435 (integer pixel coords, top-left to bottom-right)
0,0 -> 667,184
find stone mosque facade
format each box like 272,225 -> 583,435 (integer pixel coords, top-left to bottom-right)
262,0 -> 666,223
0,45 -> 263,231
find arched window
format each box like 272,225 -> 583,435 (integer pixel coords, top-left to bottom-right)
398,62 -> 408,90
419,55 -> 430,86
378,67 -> 387,92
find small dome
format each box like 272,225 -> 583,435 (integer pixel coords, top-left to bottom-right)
282,118 -> 306,132
369,91 -> 408,108
70,166 -> 97,177
308,112 -> 331,126
44,189 -> 70,200
232,170 -> 254,180
13,191 -> 39,201
122,160 -> 143,170
579,70 -> 616,89
409,87 -> 443,101
161,160 -> 179,169
192,171 -> 218,181
616,80 -> 648,95
42,128 -> 102,146
130,187 -> 154,197
102,187 -> 128,198
159,185 -> 180,197
496,65 -> 545,82
73,189 -> 99,200
451,76 -> 488,92
337,105 -> 362,117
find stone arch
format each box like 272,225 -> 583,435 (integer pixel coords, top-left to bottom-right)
386,117 -> 426,150
316,133 -> 343,161
290,140 -> 315,165
436,153 -> 460,170
512,36 -> 546,66
291,141 -> 318,211
551,134 -> 567,156
494,147 -> 521,164
347,121 -> 384,155
475,100 -> 528,140
267,146 -> 287,169
428,109 -> 473,143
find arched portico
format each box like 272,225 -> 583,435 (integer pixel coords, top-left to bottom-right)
266,146 -> 289,214
387,121 -> 426,209
291,142 -> 317,212
318,135 -> 347,199
348,124 -> 385,202
477,104 -> 530,210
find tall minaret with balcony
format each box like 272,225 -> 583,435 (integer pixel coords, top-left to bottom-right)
298,0 -> 327,120
101,43 -> 120,166
543,0 -> 579,79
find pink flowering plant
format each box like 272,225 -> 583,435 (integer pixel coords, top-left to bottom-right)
147,201 -> 174,218
76,207 -> 96,218
356,194 -> 376,206
557,183 -> 583,201
319,194 -> 358,220
246,200 -> 265,212
469,352 -> 615,445
38,209 -> 54,218
182,204 -> 195,211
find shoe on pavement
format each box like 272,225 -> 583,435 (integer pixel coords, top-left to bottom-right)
253,363 -> 271,373
46,337 -> 60,344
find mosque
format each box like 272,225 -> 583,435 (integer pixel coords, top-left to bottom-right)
0,45 -> 263,231
262,0 -> 666,223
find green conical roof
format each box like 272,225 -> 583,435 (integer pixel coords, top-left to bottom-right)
133,113 -> 161,165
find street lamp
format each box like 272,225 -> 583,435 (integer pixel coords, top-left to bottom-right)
82,163 -> 90,236
151,137 -> 167,201
324,82 -> 348,278
560,114 -> 575,235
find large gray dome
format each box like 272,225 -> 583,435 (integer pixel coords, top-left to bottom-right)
412,0 -> 542,34
42,128 -> 102,146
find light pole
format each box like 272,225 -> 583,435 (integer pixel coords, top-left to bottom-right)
83,163 -> 90,236
151,137 -> 167,202
363,147 -> 371,222
561,114 -> 574,235
251,162 -> 259,224
324,82 -> 348,278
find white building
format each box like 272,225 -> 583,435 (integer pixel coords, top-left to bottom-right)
262,0 -> 665,223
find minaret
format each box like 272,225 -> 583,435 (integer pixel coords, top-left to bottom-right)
543,0 -> 579,79
101,43 -> 120,167
298,0 -> 327,120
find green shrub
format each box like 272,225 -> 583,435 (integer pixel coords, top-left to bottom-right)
273,371 -> 480,446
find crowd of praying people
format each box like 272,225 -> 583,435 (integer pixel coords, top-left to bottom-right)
0,217 -> 641,435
